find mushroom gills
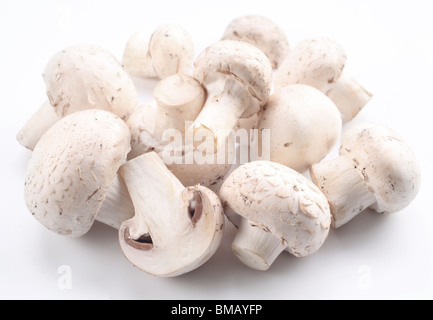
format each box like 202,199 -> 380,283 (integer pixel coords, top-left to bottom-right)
188,192 -> 203,226
125,228 -> 153,251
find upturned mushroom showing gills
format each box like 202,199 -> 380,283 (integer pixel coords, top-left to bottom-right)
190,40 -> 273,152
119,152 -> 225,277
17,45 -> 139,150
220,161 -> 331,271
24,110 -> 134,237
310,123 -> 421,228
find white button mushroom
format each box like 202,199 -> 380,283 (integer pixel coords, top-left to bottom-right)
275,38 -> 347,93
118,152 -> 225,277
122,24 -> 194,80
220,161 -> 331,271
17,45 -> 139,151
221,15 -> 290,69
256,84 -> 342,173
190,40 -> 273,152
127,73 -> 232,190
310,123 -> 421,228
327,72 -> 373,123
24,110 -> 134,237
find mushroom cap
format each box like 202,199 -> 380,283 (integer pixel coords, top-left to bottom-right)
222,15 -> 290,68
193,40 -> 273,118
149,24 -> 195,79
44,45 -> 138,120
153,73 -> 204,112
275,38 -> 347,93
220,161 -> 331,257
24,110 -> 131,237
340,123 -> 421,214
257,84 -> 342,172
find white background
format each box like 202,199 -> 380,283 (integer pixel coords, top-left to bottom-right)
1,0 -> 432,300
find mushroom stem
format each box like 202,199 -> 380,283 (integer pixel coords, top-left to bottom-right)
119,152 -> 186,245
122,34 -> 157,78
153,74 -> 204,141
96,175 -> 135,229
155,101 -> 197,141
232,218 -> 287,271
17,101 -> 61,150
189,75 -> 258,152
310,156 -> 376,228
327,73 -> 373,123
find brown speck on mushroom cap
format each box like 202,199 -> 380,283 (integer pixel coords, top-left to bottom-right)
24,110 -> 131,237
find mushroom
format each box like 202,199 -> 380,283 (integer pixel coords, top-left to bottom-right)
220,161 -> 331,271
327,72 -> 373,122
310,123 -> 421,228
122,24 -> 194,79
275,38 -> 347,93
118,152 -> 225,277
256,84 -> 342,173
24,110 -> 134,237
127,73 -> 232,190
221,15 -> 290,68
189,40 -> 273,152
17,45 -> 139,150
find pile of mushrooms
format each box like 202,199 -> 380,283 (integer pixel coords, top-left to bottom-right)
19,15 -> 421,275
